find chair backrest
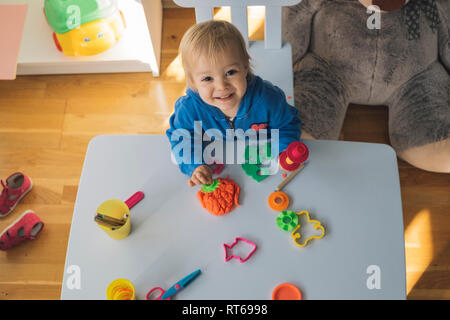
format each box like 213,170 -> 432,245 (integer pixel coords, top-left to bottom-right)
173,0 -> 301,49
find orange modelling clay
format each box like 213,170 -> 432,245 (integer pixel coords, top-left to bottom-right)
268,191 -> 290,212
197,178 -> 240,216
272,283 -> 302,300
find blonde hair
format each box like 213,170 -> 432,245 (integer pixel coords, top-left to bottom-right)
179,20 -> 253,89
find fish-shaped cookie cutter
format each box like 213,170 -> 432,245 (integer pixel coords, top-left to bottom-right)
223,237 -> 257,263
291,210 -> 325,247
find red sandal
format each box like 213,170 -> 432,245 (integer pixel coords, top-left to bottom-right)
0,172 -> 33,218
0,210 -> 44,251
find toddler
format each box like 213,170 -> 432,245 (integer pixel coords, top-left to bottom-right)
166,20 -> 301,186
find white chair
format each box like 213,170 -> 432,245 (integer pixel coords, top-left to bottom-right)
173,0 -> 301,105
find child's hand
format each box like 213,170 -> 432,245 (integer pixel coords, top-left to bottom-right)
189,165 -> 213,187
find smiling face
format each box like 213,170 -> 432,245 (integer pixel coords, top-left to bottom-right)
189,45 -> 249,118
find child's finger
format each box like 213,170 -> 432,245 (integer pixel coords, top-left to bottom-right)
197,172 -> 209,185
191,175 -> 201,186
203,172 -> 213,184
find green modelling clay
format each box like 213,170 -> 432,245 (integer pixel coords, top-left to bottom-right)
276,210 -> 299,231
241,143 -> 273,182
201,179 -> 220,193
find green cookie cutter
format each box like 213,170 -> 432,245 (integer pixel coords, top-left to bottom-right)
276,210 -> 299,231
241,143 -> 273,182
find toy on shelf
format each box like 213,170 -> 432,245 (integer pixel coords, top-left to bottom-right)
147,269 -> 202,300
197,178 -> 240,216
291,210 -> 325,248
43,0 -> 126,56
279,141 -> 309,172
223,237 -> 257,263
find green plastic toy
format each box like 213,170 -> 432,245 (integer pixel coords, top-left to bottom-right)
44,0 -> 118,34
241,143 -> 273,182
276,210 -> 299,231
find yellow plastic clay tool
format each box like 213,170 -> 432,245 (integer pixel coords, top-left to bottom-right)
106,278 -> 135,300
291,210 -> 325,247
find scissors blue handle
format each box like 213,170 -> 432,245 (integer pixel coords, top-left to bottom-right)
160,269 -> 202,300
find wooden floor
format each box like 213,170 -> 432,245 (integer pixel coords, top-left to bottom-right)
0,8 -> 448,300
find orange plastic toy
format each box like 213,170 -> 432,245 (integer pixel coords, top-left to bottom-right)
267,191 -> 290,212
272,283 -> 302,300
197,178 -> 240,216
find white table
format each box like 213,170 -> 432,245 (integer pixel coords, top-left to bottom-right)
61,135 -> 406,299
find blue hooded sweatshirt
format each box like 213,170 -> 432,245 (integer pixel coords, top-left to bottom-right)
166,75 -> 301,177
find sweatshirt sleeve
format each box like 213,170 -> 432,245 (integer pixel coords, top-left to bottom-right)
166,97 -> 205,177
266,84 -> 302,153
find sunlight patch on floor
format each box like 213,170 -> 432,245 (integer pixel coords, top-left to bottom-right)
404,209 -> 433,295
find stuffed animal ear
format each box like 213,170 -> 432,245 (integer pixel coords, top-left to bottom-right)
372,0 -> 407,11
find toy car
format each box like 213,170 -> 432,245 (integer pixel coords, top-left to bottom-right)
44,0 -> 126,56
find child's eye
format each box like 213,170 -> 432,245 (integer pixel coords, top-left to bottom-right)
84,37 -> 91,42
202,76 -> 213,82
226,69 -> 237,76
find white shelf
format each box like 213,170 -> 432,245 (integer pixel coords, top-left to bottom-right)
0,0 -> 162,76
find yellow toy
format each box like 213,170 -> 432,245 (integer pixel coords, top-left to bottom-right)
291,210 -> 325,247
44,0 -> 126,56
54,11 -> 125,56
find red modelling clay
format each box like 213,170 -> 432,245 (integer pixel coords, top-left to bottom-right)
286,141 -> 309,164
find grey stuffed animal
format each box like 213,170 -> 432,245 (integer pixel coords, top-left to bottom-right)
283,0 -> 449,172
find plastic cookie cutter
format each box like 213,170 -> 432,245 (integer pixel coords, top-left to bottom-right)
291,210 -> 325,247
241,143 -> 274,182
223,237 -> 257,263
276,210 -> 299,231
268,191 -> 290,211
146,269 -> 202,300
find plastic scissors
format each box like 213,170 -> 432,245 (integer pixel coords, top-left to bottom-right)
146,269 -> 202,300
